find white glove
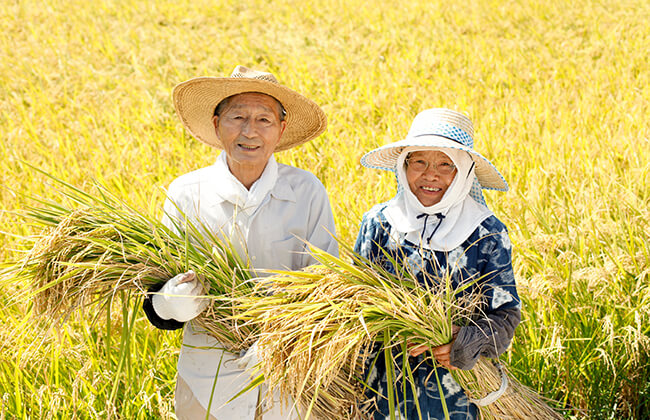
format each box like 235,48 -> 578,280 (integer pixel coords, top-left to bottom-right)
237,340 -> 260,376
151,270 -> 209,322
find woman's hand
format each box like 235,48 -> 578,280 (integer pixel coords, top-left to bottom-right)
431,342 -> 456,370
408,343 -> 430,358
408,325 -> 461,370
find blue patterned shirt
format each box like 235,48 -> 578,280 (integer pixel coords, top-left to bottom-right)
354,202 -> 520,420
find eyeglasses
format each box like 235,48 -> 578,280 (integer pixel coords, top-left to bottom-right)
406,158 -> 457,175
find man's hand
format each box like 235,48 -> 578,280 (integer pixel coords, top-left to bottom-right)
408,325 -> 461,370
237,341 -> 260,377
151,270 -> 209,322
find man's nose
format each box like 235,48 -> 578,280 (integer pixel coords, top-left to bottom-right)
241,119 -> 256,137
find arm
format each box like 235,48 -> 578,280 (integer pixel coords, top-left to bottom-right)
354,208 -> 387,263
450,225 -> 521,369
353,214 -> 369,256
450,306 -> 521,369
143,282 -> 185,330
303,184 -> 339,263
424,307 -> 520,370
143,187 -> 207,330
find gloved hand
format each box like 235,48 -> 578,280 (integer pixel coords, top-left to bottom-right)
237,340 -> 260,377
151,270 -> 209,322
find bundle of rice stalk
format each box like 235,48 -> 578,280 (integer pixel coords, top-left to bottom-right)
240,248 -> 479,419
4,173 -> 256,352
240,246 -> 561,420
456,359 -> 563,420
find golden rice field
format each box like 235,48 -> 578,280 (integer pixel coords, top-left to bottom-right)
1,0 -> 648,418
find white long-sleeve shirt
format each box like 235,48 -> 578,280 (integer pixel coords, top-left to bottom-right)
160,152 -> 338,418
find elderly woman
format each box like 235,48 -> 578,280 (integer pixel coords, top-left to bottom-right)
143,66 -> 338,420
355,108 -> 521,419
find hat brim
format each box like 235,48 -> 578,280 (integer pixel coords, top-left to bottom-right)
173,77 -> 327,152
361,135 -> 508,191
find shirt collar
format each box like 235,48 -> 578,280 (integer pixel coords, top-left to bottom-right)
211,152 -> 293,213
212,152 -> 247,207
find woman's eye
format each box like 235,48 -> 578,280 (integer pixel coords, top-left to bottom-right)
409,159 -> 428,170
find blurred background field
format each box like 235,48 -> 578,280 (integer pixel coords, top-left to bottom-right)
1,0 -> 648,418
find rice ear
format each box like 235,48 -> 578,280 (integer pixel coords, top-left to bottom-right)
242,247 -> 562,420
10,180 -> 257,352
7,175 -> 562,419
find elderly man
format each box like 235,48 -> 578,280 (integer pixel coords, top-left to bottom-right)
143,66 -> 338,419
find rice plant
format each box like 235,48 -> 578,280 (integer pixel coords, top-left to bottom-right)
1,0 -> 648,417
241,246 -> 562,420
4,169 -> 256,353
3,173 -> 562,420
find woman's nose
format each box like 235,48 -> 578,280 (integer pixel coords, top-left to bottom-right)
422,165 -> 439,178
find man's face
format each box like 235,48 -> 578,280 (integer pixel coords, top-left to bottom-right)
212,93 -> 286,175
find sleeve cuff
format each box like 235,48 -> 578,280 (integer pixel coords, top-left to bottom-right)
143,282 -> 185,330
449,307 -> 521,370
449,325 -> 487,370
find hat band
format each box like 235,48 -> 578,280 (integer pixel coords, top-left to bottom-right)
410,122 -> 474,148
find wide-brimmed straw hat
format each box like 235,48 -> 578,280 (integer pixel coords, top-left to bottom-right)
173,65 -> 327,151
361,108 -> 508,191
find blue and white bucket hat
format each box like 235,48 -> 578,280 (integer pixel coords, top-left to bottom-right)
361,108 -> 508,192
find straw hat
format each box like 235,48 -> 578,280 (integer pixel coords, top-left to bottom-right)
361,108 -> 508,191
173,66 -> 327,151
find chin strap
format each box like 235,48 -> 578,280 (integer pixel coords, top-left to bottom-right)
416,212 -> 446,244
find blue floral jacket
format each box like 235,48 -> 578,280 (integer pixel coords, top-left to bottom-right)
354,202 -> 521,420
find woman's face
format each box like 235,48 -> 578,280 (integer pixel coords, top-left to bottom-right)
405,150 -> 457,207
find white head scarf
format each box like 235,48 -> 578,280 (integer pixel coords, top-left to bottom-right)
384,147 -> 493,251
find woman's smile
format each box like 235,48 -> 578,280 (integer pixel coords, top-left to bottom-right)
406,150 -> 457,206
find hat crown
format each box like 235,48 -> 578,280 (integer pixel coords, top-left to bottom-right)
230,65 -> 279,84
407,108 -> 475,148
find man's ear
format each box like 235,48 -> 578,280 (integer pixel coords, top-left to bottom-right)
212,115 -> 219,132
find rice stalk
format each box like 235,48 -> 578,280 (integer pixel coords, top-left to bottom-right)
3,174 -> 562,419
239,252 -> 474,419
240,246 -> 562,420
3,174 -> 256,352
455,359 -> 563,420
